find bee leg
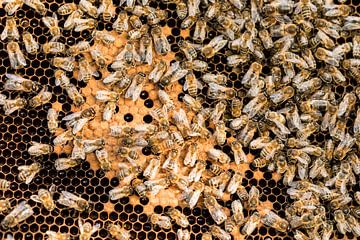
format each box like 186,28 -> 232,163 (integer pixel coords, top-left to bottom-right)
70,208 -> 78,218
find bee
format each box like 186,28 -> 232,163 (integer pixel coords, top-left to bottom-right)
138,34 -> 153,65
182,143 -> 197,167
0,179 -> 10,191
150,214 -> 172,229
64,9 -> 83,30
1,201 -> 33,229
53,130 -> 74,146
54,157 -> 82,171
229,140 -> 247,165
176,1 -> 187,20
94,149 -> 110,172
90,48 -> 108,68
77,57 -> 98,83
241,211 -> 260,236
238,121 -> 258,147
4,73 -> 39,93
107,223 -> 130,240
24,0 -> 46,15
315,47 -> 339,66
207,83 -> 236,100
78,0 -> 97,18
158,90 -> 174,112
63,107 -> 96,134
204,195 -> 227,224
42,14 -> 60,38
178,40 -> 198,61
102,101 -> 116,121
159,61 -> 188,88
1,17 -> 19,41
181,15 -> 197,29
0,199 -> 12,213
258,29 -> 273,49
149,60 -> 167,83
65,84 -> 84,106
125,72 -> 147,101
177,229 -> 190,240
30,185 -> 56,211
78,218 -> 100,240
109,185 -> 133,200
57,3 -> 77,15
353,35 -> 360,58
229,115 -> 249,131
74,18 -> 97,32
334,210 -> 351,234
193,17 -> 207,42
207,148 -> 230,164
2,97 -> 27,115
52,57 -> 75,72
66,41 -> 90,56
210,225 -> 231,240
142,157 -> 160,180
7,41 -> 26,69
217,15 -> 241,40
323,4 -> 351,17
232,200 -> 245,225
334,133 -> 356,161
112,43 -> 141,70
201,35 -> 228,58
57,191 -> 91,212
95,90 -> 119,103
248,186 -> 259,210
338,93 -> 356,118
187,182 -> 204,209
261,210 -> 289,232
29,87 -> 52,108
226,172 -> 242,194
17,162 -> 41,184
98,0 -> 115,22
28,141 -> 53,157
113,11 -> 129,33
22,32 -> 39,55
162,149 -> 180,173
81,139 -> 105,154
151,25 -> 170,56
183,94 -> 202,112
283,164 -> 296,186
183,71 -> 201,97
43,41 -> 66,55
3,0 -> 24,15
188,160 -> 206,183
270,23 -> 298,38
45,231 -> 70,240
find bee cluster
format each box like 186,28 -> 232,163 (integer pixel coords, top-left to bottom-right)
0,0 -> 360,239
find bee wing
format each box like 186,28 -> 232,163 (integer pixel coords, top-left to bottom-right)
164,61 -> 180,77
72,118 -> 89,134
124,78 -> 137,99
145,44 -> 153,65
62,111 -> 81,121
61,191 -> 80,201
92,223 -> 101,234
16,51 -> 27,66
1,26 -> 8,40
172,69 -> 188,82
30,194 -> 42,203
131,83 -> 144,102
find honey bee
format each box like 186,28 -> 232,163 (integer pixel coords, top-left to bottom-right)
54,157 -> 82,171
0,199 -> 12,213
243,94 -> 268,119
30,185 -> 56,211
81,139 -> 105,154
229,115 -> 249,131
177,229 -> 190,240
187,160 -> 206,183
334,210 -> 351,234
183,143 -> 198,167
42,14 -> 60,38
151,25 -> 170,55
113,11 -> 129,33
57,191 -> 91,212
338,93 -> 356,118
248,186 -> 259,210
157,90 -> 174,112
207,83 -> 236,100
207,148 -> 230,164
109,185 -> 133,200
21,31 -> 39,55
353,35 -> 360,58
78,0 -> 97,18
45,231 -> 70,240
201,73 -> 226,85
90,47 -> 109,68
201,35 -> 228,58
149,60 -> 167,83
2,97 -> 27,115
181,15 -> 197,29
217,15 -> 241,40
204,195 -> 227,224
210,225 -> 231,240
315,47 -> 339,66
74,18 -> 97,32
63,107 -> 96,134
138,34 -> 153,65
24,0 -> 46,15
188,182 -> 204,209
66,41 -> 90,56
1,201 -> 33,229
103,70 -> 129,88
2,0 -> 24,15
183,94 -> 202,112
98,0 -> 115,22
43,41 -> 66,55
94,149 -> 110,172
107,223 -> 130,240
29,87 -> 52,108
231,199 -> 245,225
334,133 -> 356,161
193,17 -> 206,42
64,9 -> 83,30
65,84 -> 84,106
7,41 -> 26,69
179,40 -> 198,61
261,210 -> 289,232
52,57 -> 75,72
1,17 -> 19,41
17,162 -> 41,184
77,218 -> 100,240
118,147 -> 139,166
142,157 -> 160,180
230,140 -> 247,164
241,211 -> 260,236
150,214 -> 172,229
226,172 -> 242,194
258,29 -> 273,49
162,149 -> 180,173
125,72 -> 147,101
323,4 -> 351,17
0,179 -> 10,191
57,3 -> 77,15
53,130 -> 73,146
77,57 -> 98,83
176,1 -> 187,20
28,141 -> 53,157
270,23 -> 298,38
112,42 -> 141,69
238,121 -> 258,147
4,73 -> 39,93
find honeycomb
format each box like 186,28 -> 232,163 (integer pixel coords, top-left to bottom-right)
0,0 -> 360,240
